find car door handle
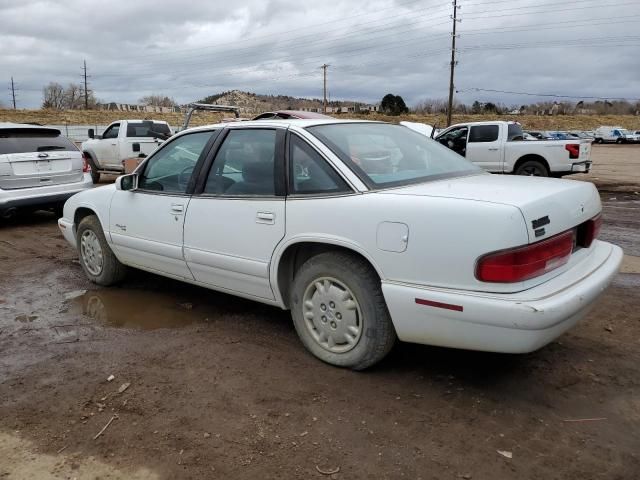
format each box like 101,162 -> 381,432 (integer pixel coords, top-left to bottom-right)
170,204 -> 184,214
488,148 -> 499,151
256,211 -> 275,224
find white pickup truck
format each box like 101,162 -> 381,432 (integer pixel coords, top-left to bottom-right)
82,120 -> 172,183
434,121 -> 592,177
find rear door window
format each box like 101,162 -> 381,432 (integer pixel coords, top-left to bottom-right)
468,125 -> 500,143
127,122 -> 171,138
0,129 -> 78,154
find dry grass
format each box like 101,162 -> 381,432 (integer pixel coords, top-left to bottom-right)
1,108 -> 639,130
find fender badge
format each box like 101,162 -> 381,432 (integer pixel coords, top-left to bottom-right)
535,228 -> 546,237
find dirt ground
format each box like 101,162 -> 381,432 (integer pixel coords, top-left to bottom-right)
1,146 -> 639,479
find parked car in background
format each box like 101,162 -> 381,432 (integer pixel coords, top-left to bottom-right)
546,131 -> 572,140
523,132 -> 538,141
58,119 -> 621,369
569,131 -> 595,141
525,130 -> 554,140
253,110 -> 332,120
0,123 -> 92,219
435,121 -> 592,176
594,126 -> 640,144
81,120 -> 172,184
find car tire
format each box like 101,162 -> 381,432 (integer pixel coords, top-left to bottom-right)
515,160 -> 549,177
76,215 -> 126,286
289,251 -> 396,370
616,138 -> 623,144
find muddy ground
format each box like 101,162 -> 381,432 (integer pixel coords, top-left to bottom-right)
1,145 -> 639,479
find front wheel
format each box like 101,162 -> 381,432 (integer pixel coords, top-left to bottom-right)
515,160 -> 549,177
290,252 -> 396,370
76,215 -> 126,285
616,138 -> 623,144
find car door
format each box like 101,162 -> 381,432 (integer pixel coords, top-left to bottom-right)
109,130 -> 218,279
465,124 -> 503,172
183,126 -> 286,300
97,123 -> 121,167
436,126 -> 468,157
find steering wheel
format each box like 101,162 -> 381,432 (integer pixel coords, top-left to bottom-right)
178,165 -> 195,190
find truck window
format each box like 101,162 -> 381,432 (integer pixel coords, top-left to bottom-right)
127,122 -> 171,138
507,123 -> 524,141
102,124 -> 120,139
468,125 -> 499,143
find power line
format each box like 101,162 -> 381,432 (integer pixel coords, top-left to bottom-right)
459,87 -> 640,102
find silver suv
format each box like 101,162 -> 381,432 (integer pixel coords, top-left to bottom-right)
0,123 -> 93,219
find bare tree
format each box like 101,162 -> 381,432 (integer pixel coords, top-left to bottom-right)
139,94 -> 176,107
42,82 -> 66,109
64,83 -> 84,109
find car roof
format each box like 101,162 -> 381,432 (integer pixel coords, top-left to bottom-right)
179,118 -> 383,134
0,122 -> 61,134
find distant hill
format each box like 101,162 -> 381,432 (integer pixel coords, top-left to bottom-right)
198,89 -> 369,114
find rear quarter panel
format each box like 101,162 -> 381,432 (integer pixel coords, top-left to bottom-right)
275,191 -> 530,295
504,141 -> 574,173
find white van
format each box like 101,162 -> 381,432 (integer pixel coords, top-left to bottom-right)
594,126 -> 640,144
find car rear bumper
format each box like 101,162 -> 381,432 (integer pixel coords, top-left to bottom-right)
0,173 -> 93,215
570,160 -> 591,173
382,240 -> 622,353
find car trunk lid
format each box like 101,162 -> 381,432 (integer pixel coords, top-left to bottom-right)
0,150 -> 83,189
377,173 -> 601,243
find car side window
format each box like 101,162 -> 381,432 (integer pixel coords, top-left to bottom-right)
469,125 -> 499,143
102,124 -> 120,139
289,135 -> 350,195
137,131 -> 213,194
204,129 -> 277,196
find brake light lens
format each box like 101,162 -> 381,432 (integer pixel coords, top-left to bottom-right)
82,153 -> 91,173
565,143 -> 580,159
476,230 -> 574,283
581,214 -> 602,248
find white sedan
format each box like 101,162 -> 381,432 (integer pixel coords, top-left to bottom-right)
58,119 -> 622,370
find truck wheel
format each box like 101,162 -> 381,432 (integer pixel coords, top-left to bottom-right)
85,154 -> 101,184
616,138 -> 623,144
289,252 -> 396,370
76,215 -> 126,286
515,160 -> 549,177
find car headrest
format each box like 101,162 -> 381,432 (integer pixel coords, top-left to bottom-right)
243,161 -> 273,183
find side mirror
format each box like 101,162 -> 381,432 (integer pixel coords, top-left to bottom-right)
88,128 -> 95,139
116,174 -> 138,191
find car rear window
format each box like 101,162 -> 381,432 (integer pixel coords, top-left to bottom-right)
126,122 -> 171,138
307,123 -> 481,189
507,123 -> 524,141
0,129 -> 78,154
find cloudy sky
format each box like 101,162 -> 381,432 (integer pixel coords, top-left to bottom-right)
1,0 -> 639,109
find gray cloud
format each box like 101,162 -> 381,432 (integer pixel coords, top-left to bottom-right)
1,0 -> 638,109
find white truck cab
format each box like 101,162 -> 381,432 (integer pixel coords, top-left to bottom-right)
435,121 -> 592,177
81,120 -> 172,183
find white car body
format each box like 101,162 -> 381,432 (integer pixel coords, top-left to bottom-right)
59,119 -> 622,367
435,121 -> 592,176
399,121 -> 435,138
594,126 -> 640,144
81,120 -> 171,177
0,123 -> 93,217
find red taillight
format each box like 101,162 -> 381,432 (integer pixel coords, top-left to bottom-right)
82,153 -> 91,173
476,230 -> 574,283
565,143 -> 580,159
582,214 -> 602,248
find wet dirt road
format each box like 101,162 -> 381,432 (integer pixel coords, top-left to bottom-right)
1,149 -> 639,479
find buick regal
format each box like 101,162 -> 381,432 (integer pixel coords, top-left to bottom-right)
58,120 -> 622,369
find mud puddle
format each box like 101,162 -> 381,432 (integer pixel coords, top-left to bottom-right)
67,289 -> 214,330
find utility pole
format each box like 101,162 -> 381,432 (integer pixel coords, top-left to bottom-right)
321,64 -> 329,114
446,0 -> 460,127
83,60 -> 89,110
10,77 -> 16,110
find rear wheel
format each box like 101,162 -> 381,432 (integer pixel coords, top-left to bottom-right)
289,252 -> 396,370
85,153 -> 101,184
76,215 -> 126,285
515,160 -> 549,177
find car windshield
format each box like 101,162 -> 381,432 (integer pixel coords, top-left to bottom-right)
306,123 -> 481,188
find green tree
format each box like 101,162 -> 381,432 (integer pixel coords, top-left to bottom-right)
380,93 -> 409,116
